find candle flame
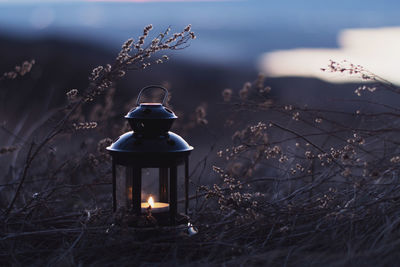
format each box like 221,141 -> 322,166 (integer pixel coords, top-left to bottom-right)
148,196 -> 154,208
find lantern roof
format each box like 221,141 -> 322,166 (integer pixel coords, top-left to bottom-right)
107,131 -> 193,154
125,103 -> 177,120
107,85 -> 193,167
124,85 -> 177,136
107,131 -> 193,166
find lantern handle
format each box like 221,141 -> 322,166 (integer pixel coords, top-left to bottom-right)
136,85 -> 169,106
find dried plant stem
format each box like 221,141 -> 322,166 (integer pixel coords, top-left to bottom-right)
4,142 -> 35,215
1,226 -> 106,241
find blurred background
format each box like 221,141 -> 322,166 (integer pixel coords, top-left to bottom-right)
1,0 -> 400,181
1,0 -> 399,74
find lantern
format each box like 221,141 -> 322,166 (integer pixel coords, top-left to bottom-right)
107,85 -> 193,225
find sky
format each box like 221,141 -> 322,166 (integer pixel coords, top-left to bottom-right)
0,0 -> 399,83
0,0 -> 236,2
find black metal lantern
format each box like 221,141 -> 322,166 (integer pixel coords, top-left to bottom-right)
107,85 -> 193,225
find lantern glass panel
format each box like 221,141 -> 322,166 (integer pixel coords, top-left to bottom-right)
115,165 -> 132,210
142,168 -> 167,202
115,165 -> 173,212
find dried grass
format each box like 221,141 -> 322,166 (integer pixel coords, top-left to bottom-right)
1,31 -> 400,266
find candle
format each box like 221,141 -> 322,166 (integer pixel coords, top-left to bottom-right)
141,196 -> 169,213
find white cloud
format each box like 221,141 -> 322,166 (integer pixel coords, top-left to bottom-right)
258,27 -> 400,85
30,7 -> 54,29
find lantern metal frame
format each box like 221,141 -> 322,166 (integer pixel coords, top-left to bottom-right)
107,85 -> 193,225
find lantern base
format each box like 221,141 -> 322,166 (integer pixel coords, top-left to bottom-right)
118,211 -> 190,228
153,212 -> 189,227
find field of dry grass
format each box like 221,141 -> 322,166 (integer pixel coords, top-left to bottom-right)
1,26 -> 400,266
